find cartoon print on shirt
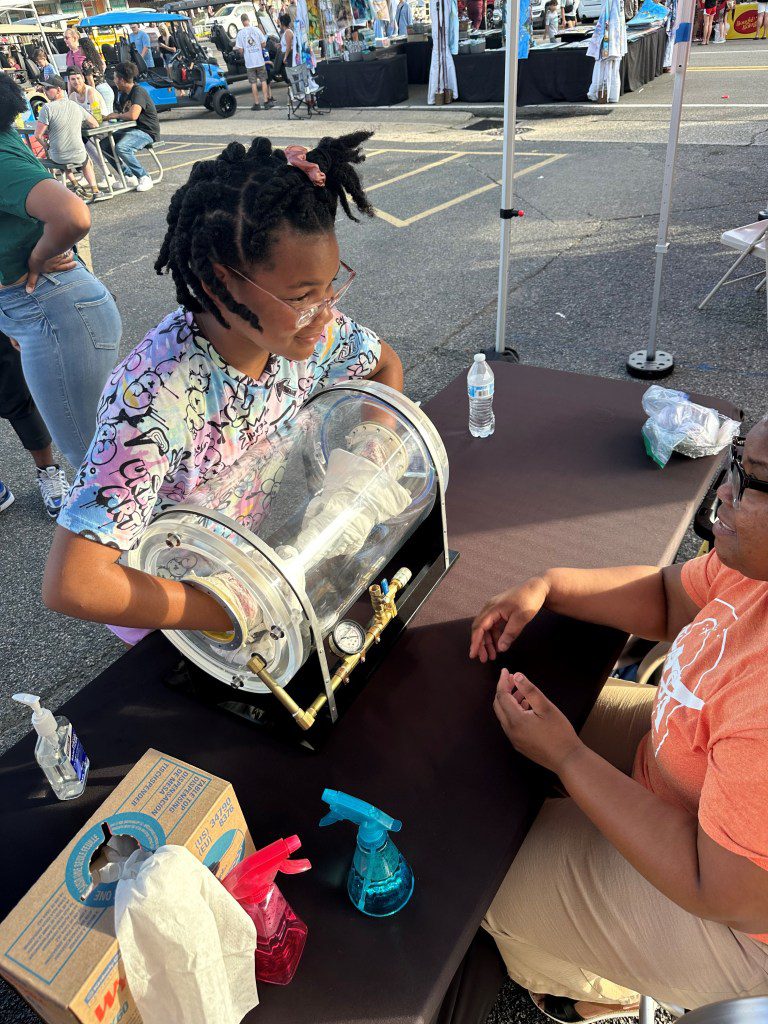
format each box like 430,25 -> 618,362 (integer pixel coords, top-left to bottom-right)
59,307 -> 381,550
653,597 -> 738,756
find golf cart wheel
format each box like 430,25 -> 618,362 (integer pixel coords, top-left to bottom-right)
227,23 -> 237,38
211,89 -> 237,117
30,95 -> 45,118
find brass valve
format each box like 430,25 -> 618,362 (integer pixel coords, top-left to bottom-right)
247,567 -> 412,731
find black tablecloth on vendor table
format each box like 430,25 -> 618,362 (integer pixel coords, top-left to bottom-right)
407,37 -> 433,82
0,365 -> 739,1024
315,52 -> 408,106
455,23 -> 666,103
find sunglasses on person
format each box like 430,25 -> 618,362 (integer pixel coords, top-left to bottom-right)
225,260 -> 356,330
729,436 -> 768,509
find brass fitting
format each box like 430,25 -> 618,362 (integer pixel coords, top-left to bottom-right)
246,568 -> 412,731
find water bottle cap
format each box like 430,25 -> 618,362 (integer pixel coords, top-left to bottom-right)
474,353 -> 486,362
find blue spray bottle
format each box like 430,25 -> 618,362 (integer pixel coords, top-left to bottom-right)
320,789 -> 414,917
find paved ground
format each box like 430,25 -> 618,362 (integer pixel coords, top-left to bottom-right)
1,39 -> 767,1022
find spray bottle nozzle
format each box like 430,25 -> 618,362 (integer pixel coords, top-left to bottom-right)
320,789 -> 402,847
222,835 -> 311,904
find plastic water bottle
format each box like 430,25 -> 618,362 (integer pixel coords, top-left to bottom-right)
467,353 -> 495,438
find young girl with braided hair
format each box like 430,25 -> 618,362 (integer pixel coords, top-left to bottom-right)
44,131 -> 403,641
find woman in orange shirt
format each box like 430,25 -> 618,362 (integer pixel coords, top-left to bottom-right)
471,421 -> 768,1021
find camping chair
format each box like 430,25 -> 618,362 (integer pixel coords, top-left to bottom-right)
285,63 -> 328,119
698,221 -> 768,332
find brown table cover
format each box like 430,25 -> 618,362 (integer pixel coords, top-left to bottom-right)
0,364 -> 738,1024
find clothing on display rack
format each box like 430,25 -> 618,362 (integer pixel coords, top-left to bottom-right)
587,0 -> 627,102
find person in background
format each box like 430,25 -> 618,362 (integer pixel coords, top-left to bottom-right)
144,23 -> 162,64
44,132 -> 403,646
279,13 -> 295,66
34,76 -> 101,201
544,0 -> 559,40
31,48 -> 57,81
67,68 -> 115,189
394,0 -> 413,33
699,0 -> 716,42
63,27 -> 87,73
0,331 -> 69,517
103,61 -> 159,192
77,35 -> 113,114
128,23 -> 155,68
158,28 -> 177,66
0,73 -> 121,471
235,13 -> 274,110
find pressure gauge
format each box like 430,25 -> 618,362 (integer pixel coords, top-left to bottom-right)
329,619 -> 366,658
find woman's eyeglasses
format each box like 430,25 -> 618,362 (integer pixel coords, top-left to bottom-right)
728,436 -> 768,508
225,260 -> 356,330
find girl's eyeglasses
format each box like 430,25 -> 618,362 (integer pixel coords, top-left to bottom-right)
225,260 -> 356,330
729,436 -> 768,509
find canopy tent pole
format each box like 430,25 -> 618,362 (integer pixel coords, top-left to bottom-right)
626,0 -> 696,379
494,0 -> 522,358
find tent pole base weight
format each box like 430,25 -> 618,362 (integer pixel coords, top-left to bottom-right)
488,345 -> 520,364
626,350 -> 674,379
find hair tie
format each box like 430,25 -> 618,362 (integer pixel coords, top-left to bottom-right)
284,146 -> 326,187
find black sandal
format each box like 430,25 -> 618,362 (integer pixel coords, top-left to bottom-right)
530,992 -> 639,1024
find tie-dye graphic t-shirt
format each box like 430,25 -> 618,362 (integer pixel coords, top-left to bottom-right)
59,307 -> 381,550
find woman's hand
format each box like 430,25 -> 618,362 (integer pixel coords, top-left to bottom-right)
470,576 -> 549,662
494,669 -> 583,774
26,248 -> 77,293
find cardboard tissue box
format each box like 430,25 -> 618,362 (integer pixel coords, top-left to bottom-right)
0,749 -> 254,1024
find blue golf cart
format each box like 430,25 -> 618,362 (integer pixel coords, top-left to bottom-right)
79,11 -> 237,118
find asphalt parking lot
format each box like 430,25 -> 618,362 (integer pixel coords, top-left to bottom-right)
1,47 -> 767,1021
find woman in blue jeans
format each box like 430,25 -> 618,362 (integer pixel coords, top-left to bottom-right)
0,73 -> 121,472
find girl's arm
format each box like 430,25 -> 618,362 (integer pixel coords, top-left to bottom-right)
43,527 -> 233,631
370,339 -> 403,391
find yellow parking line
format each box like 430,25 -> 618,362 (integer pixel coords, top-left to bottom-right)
373,154 -> 564,228
367,152 -> 465,192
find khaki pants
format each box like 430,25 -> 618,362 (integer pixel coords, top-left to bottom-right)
483,683 -> 768,1009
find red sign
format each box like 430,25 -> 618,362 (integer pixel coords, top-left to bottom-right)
733,8 -> 758,33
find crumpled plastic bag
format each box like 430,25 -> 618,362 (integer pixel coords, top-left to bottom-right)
641,386 -> 740,468
115,845 -> 258,1024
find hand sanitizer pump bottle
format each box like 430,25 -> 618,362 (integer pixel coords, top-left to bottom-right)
320,789 -> 414,917
12,693 -> 89,800
222,836 -> 311,985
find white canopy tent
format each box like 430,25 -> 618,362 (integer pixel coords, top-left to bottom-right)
494,0 -> 697,381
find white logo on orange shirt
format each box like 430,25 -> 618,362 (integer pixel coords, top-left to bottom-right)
653,598 -> 737,756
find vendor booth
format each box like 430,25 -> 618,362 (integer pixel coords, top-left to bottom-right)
315,47 -> 409,105
726,2 -> 759,37
452,22 -> 666,104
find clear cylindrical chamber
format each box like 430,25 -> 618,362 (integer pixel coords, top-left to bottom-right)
127,382 -> 448,694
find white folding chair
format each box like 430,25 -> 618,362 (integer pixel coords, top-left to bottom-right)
698,221 -> 768,332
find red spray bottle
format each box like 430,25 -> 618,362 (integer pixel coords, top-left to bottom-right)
222,836 -> 311,986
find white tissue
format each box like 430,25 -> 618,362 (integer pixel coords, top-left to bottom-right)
115,845 -> 258,1024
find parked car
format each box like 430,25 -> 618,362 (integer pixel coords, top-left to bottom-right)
530,0 -> 546,27
204,3 -> 277,40
577,0 -> 604,21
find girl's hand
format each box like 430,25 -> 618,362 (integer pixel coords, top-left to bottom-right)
493,668 -> 583,774
470,576 -> 549,662
26,249 -> 77,293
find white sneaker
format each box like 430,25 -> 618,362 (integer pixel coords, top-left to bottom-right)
36,464 -> 69,520
123,174 -> 139,187
136,175 -> 154,192
0,478 -> 14,512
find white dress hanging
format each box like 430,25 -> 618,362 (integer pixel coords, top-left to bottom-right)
428,0 -> 459,103
587,0 -> 627,103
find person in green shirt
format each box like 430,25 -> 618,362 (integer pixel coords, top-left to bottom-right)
0,73 -> 121,475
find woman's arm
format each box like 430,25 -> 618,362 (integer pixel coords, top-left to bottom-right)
370,339 -> 403,391
495,672 -> 768,935
24,178 -> 91,292
43,527 -> 233,631
470,561 -> 701,661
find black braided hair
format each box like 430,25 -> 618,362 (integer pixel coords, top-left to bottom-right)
155,131 -> 375,331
